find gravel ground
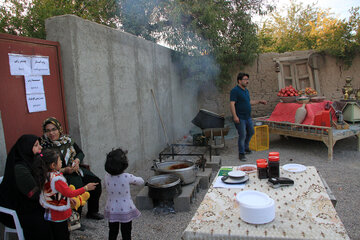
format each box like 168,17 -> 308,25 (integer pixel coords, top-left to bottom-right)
71,132 -> 360,240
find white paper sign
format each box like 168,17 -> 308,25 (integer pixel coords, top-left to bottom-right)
26,93 -> 47,113
24,75 -> 45,94
8,54 -> 32,76
31,56 -> 50,75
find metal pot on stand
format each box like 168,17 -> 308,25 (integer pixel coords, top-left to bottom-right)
146,174 -> 182,201
151,160 -> 197,185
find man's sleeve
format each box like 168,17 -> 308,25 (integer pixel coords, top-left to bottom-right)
230,89 -> 237,102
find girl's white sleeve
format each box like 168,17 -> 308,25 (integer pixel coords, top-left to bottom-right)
128,173 -> 144,185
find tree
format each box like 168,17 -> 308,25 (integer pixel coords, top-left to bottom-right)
1,0 -> 274,88
118,0 -> 274,88
258,0 -> 360,66
0,0 -> 119,39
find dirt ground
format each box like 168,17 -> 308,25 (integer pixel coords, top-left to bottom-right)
69,130 -> 360,240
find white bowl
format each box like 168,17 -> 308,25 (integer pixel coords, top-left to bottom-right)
228,170 -> 246,178
236,190 -> 275,224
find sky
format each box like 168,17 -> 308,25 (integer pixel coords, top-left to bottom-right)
268,0 -> 360,20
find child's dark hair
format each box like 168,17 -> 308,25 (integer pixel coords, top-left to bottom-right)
105,148 -> 128,175
32,149 -> 60,190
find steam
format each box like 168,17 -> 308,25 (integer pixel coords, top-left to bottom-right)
116,0 -> 221,86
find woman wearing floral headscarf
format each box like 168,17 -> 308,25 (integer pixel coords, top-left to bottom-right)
40,117 -> 103,220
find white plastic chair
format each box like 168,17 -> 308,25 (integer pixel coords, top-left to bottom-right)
0,176 -> 25,240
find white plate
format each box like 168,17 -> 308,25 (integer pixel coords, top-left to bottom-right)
282,163 -> 306,173
222,175 -> 249,184
236,190 -> 272,208
238,164 -> 257,173
228,170 -> 246,178
236,191 -> 275,224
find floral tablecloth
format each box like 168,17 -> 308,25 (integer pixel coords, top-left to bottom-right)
182,166 -> 349,240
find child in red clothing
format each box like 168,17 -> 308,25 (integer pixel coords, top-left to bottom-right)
33,149 -> 98,240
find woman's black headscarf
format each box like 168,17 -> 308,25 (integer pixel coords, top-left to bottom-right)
0,134 -> 54,238
0,134 -> 39,209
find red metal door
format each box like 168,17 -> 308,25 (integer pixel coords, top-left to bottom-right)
0,33 -> 67,152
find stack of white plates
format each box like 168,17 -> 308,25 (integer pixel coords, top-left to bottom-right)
236,190 -> 275,224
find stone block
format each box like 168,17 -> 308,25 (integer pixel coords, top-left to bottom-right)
206,156 -> 221,171
196,167 -> 212,189
135,187 -> 153,210
174,178 -> 200,212
135,177 -> 203,211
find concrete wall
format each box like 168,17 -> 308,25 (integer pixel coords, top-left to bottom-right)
45,15 -> 200,178
199,51 -> 360,118
43,14 -> 360,178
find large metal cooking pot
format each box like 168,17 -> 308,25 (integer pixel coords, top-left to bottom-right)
146,174 -> 182,201
152,160 -> 197,185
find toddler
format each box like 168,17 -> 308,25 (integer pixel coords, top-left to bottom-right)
104,148 -> 144,240
33,149 -> 98,240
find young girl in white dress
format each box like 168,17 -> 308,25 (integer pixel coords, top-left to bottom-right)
104,148 -> 144,240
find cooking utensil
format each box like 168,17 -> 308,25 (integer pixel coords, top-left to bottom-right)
192,109 -> 225,129
151,160 -> 197,185
151,89 -> 169,146
267,177 -> 294,188
146,174 -> 182,201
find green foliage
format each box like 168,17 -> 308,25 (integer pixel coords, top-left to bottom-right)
118,0 -> 273,89
0,0 -> 273,89
257,0 -> 360,67
118,0 -> 160,41
0,0 -> 119,39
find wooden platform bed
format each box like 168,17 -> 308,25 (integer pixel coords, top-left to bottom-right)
254,117 -> 360,160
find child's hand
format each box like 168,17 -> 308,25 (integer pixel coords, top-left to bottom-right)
84,182 -> 98,191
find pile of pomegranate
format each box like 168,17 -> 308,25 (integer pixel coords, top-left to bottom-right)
277,85 -> 299,97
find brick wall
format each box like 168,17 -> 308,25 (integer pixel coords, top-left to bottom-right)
198,50 -> 360,118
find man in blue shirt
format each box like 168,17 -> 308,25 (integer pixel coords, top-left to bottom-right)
230,72 -> 267,161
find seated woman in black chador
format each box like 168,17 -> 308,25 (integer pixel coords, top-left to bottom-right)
40,117 -> 103,220
0,134 -> 53,240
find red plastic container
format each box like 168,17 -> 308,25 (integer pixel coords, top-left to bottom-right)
256,159 -> 267,165
268,152 -> 279,157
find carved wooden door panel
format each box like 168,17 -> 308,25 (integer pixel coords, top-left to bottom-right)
274,54 -> 321,94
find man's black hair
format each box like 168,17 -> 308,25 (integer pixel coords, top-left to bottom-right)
237,72 -> 249,82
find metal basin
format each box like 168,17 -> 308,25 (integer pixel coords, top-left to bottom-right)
152,160 -> 197,185
146,174 -> 182,201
